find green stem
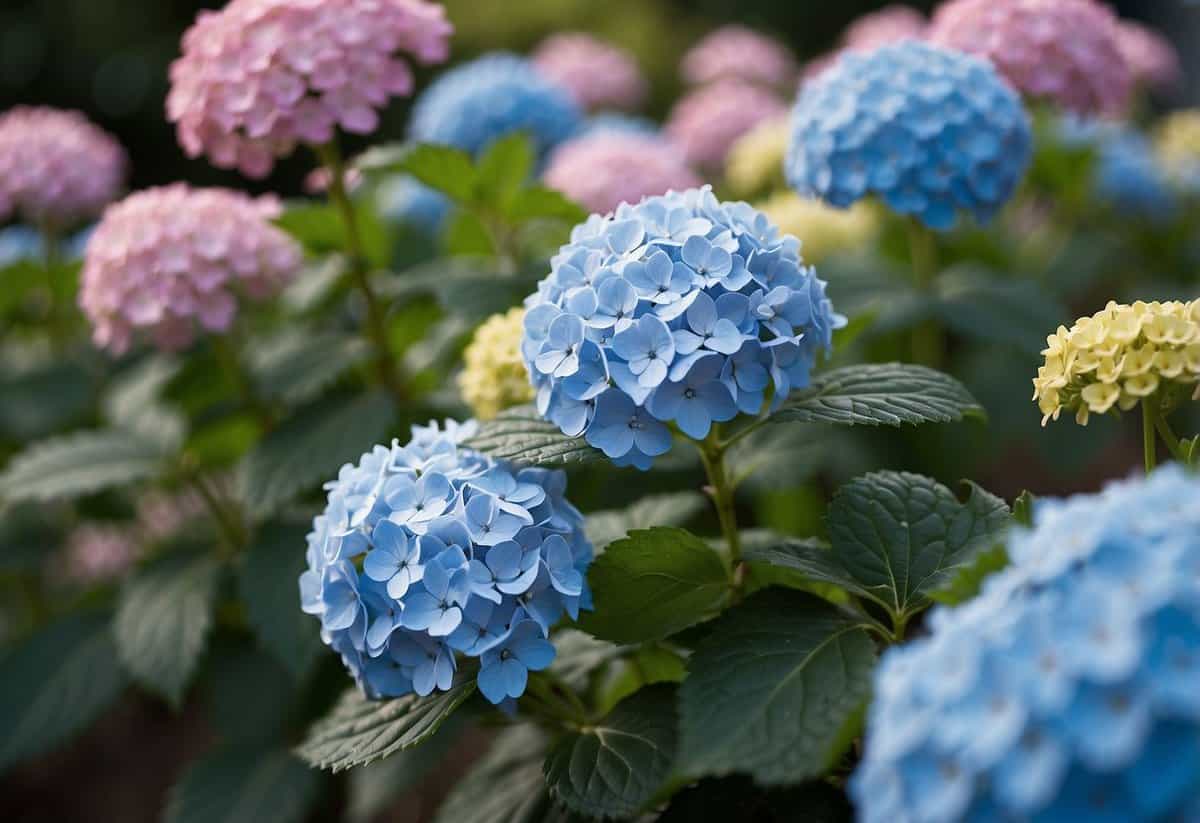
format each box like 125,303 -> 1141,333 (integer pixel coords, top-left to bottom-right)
525,672 -> 587,726
212,332 -> 275,431
906,219 -> 943,369
189,473 -> 247,555
1142,398 -> 1157,475
1153,411 -> 1189,464
315,142 -> 406,405
698,427 -> 744,598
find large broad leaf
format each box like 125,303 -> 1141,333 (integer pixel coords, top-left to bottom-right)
0,428 -> 167,504
433,726 -> 551,823
464,405 -> 602,467
115,554 -> 222,707
725,425 -> 828,491
0,612 -> 129,772
476,134 -> 535,208
165,745 -> 321,823
103,354 -> 186,451
584,492 -> 708,552
239,524 -> 322,679
678,589 -> 876,785
742,538 -> 867,600
296,679 -> 476,772
238,390 -> 396,516
357,142 -> 478,202
576,528 -> 730,644
825,471 -> 1011,620
0,360 -> 94,440
770,363 -> 984,428
248,330 -> 369,407
544,684 -> 678,820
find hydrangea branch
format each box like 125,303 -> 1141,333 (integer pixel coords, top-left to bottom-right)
697,426 -> 745,597
907,219 -> 942,369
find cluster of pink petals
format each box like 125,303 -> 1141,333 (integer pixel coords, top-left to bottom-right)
79,185 -> 302,354
680,25 -> 797,89
167,0 -> 452,178
0,106 -> 126,227
665,81 -> 787,171
543,132 -> 700,215
533,32 -> 647,112
842,4 -> 926,51
63,524 -> 137,585
1117,21 -> 1182,93
928,0 -> 1131,116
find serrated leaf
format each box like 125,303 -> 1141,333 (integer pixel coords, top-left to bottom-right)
464,405 -> 602,467
238,390 -> 395,516
771,363 -> 984,428
0,612 -> 129,772
584,492 -> 708,551
165,745 -> 320,823
576,528 -> 729,644
678,589 -> 876,785
296,679 -> 476,772
248,330 -> 369,406
928,544 -> 1010,607
545,684 -> 678,820
359,142 -> 478,202
115,554 -> 221,706
0,428 -> 167,504
826,471 -> 1012,620
434,726 -> 551,823
240,524 -> 322,679
742,538 -> 868,599
933,268 -> 1067,356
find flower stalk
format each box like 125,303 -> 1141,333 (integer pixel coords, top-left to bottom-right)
699,426 -> 745,598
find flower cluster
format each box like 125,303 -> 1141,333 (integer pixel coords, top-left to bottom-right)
1057,118 -> 1174,221
1117,21 -> 1182,94
543,132 -> 700,215
1033,300 -> 1200,426
679,24 -> 797,90
666,81 -> 787,172
62,524 -> 138,586
79,185 -> 302,354
786,41 -> 1032,231
756,194 -> 879,265
521,187 -> 843,469
533,33 -> 647,112
409,53 -> 582,159
0,106 -> 125,228
300,422 -> 592,704
378,176 -> 451,232
852,464 -> 1200,823
725,117 -> 789,198
167,0 -> 452,178
841,5 -> 926,52
459,308 -> 535,420
928,0 -> 1130,116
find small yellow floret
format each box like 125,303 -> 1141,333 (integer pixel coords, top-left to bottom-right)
458,307 -> 534,420
725,117 -> 790,197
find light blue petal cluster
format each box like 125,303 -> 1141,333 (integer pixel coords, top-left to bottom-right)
409,53 -> 583,159
1056,117 -> 1176,222
521,186 -> 844,469
786,40 -> 1032,231
852,464 -> 1200,823
299,420 -> 592,705
376,176 -> 451,233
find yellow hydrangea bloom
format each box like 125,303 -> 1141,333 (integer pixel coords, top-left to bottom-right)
756,193 -> 879,264
458,307 -> 533,420
725,116 -> 790,197
1156,110 -> 1200,174
1033,300 -> 1200,426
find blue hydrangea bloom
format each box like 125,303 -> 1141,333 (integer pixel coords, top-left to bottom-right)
1056,117 -> 1175,222
786,41 -> 1032,231
409,53 -> 583,159
851,464 -> 1200,823
377,176 -> 451,233
299,420 -> 592,703
521,186 -> 844,469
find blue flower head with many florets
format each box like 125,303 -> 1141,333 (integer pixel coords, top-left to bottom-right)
409,52 -> 583,159
852,464 -> 1200,823
1057,116 -> 1176,222
299,420 -> 592,706
787,40 -> 1032,231
521,186 -> 844,469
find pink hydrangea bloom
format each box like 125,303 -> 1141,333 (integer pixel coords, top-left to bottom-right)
544,132 -> 700,215
79,185 -> 302,354
680,25 -> 797,89
533,33 -> 647,112
1117,21 -> 1182,93
63,524 -> 138,585
136,488 -> 209,543
0,106 -> 125,227
928,0 -> 1131,116
167,0 -> 453,178
665,81 -> 787,171
842,5 -> 926,51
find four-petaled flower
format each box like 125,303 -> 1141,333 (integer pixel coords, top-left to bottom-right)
535,314 -> 586,378
612,314 -> 676,388
477,619 -> 556,704
363,520 -> 424,599
648,356 -> 738,439
626,249 -> 697,319
464,493 -> 526,546
586,390 -> 672,467
403,550 -> 469,636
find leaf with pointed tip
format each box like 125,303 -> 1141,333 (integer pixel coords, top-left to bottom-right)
464,405 -> 602,467
357,142 -> 477,202
584,492 -> 708,552
165,745 -> 321,823
0,428 -> 167,504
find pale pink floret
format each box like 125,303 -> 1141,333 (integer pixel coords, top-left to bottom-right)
533,32 -> 647,112
544,133 -> 700,215
0,106 -> 126,227
928,0 -> 1131,116
167,0 -> 453,178
665,81 -> 787,171
63,524 -> 138,585
680,25 -> 797,89
842,5 -> 926,51
79,185 -> 302,355
1116,21 -> 1182,94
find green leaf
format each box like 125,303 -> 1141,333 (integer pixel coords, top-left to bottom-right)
576,528 -> 729,644
507,185 -> 588,224
115,554 -> 222,706
476,133 -> 535,207
550,629 -> 625,692
0,360 -> 94,440
771,363 -> 985,428
239,524 -> 322,679
929,544 -> 1010,607
296,679 -> 476,772
0,428 -> 167,504
103,355 -> 186,451
742,538 -> 866,599
165,745 -> 321,823
433,726 -> 551,823
360,142 -> 478,202
1013,490 -> 1036,527
238,390 -> 395,516
584,492 -> 708,551
207,642 -> 296,746
678,589 -> 876,785
248,330 -> 369,406
276,201 -> 389,269
545,684 -> 679,820
464,405 -> 602,467
932,267 -> 1067,356
444,209 -> 496,256
826,471 -> 1012,620
0,612 -> 129,772
725,425 -> 827,491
